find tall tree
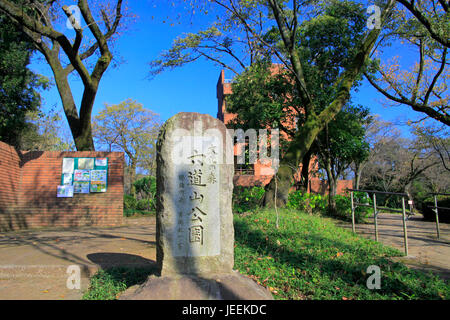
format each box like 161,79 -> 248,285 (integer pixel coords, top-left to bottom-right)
350,115 -> 400,189
411,122 -> 449,172
396,0 -> 449,48
149,1 -> 270,77
365,0 -> 449,125
0,11 -> 48,147
92,99 -> 161,195
19,107 -> 75,151
360,129 -> 441,204
314,104 -> 371,214
0,0 -> 130,150
261,0 -> 395,207
151,0 -> 396,206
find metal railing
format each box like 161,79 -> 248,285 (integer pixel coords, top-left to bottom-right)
234,167 -> 255,176
429,193 -> 450,239
347,189 -> 410,255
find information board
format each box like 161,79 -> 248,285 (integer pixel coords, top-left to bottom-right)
57,157 -> 108,197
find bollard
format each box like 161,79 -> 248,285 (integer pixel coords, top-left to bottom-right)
401,197 -> 409,256
351,191 -> 356,233
372,193 -> 378,242
434,195 -> 441,239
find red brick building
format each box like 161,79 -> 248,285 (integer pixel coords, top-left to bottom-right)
216,69 -> 352,195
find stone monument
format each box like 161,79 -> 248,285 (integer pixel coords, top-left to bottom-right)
120,112 -> 272,300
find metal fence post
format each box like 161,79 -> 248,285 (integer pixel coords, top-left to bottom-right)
434,195 -> 441,239
351,191 -> 356,233
372,193 -> 378,242
401,197 -> 409,256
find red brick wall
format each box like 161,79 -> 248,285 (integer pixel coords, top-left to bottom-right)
0,141 -> 124,231
233,175 -> 352,196
309,179 -> 353,196
233,175 -> 273,187
0,143 -> 21,212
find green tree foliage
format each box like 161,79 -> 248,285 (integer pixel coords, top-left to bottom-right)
365,0 -> 449,125
148,1 -> 270,77
226,61 -> 296,136
0,12 -> 48,147
359,122 -> 447,208
133,176 -> 157,211
0,0 -> 130,150
149,26 -> 250,77
19,108 -> 75,151
92,99 -> 161,195
232,186 -> 265,213
314,104 -> 371,214
396,0 -> 449,49
411,122 -> 449,172
155,0 -> 395,206
224,0 -> 382,205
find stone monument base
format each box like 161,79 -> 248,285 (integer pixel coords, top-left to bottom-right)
119,271 -> 273,300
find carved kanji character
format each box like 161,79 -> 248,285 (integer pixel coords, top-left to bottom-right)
188,169 -> 206,186
191,206 -> 207,222
189,225 -> 204,245
190,191 -> 204,203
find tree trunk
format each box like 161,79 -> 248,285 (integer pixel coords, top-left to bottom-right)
43,47 -> 96,151
324,155 -> 338,215
75,85 -> 97,151
263,113 -> 324,207
263,164 -> 294,207
129,160 -> 137,197
300,148 -> 312,192
72,120 -> 95,151
265,0 -> 395,208
353,162 -> 362,189
404,181 -> 414,212
328,178 -> 338,215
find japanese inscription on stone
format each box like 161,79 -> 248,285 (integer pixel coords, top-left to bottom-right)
172,136 -> 220,257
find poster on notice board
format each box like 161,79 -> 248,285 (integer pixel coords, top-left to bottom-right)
58,157 -> 108,197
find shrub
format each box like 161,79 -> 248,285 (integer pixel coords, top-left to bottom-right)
233,186 -> 265,213
123,209 -> 135,217
123,176 -> 157,217
136,198 -> 154,211
420,196 -> 450,223
123,194 -> 137,210
134,176 -> 156,198
332,192 -> 373,223
287,191 -> 372,222
287,191 -> 327,213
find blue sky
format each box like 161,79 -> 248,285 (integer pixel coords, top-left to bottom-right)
30,1 -> 422,141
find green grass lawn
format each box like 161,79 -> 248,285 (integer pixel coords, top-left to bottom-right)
82,267 -> 157,300
82,208 -> 449,300
234,208 -> 449,300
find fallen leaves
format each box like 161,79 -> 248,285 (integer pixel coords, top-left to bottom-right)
268,287 -> 278,294
331,252 -> 344,259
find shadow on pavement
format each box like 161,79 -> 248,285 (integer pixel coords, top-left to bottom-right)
87,252 -> 157,269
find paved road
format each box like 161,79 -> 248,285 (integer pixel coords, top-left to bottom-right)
0,213 -> 448,300
0,216 -> 157,300
337,213 -> 450,280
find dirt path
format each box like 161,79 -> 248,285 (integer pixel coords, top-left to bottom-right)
0,216 -> 156,300
336,213 -> 450,280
